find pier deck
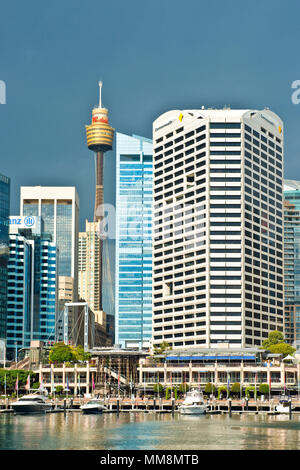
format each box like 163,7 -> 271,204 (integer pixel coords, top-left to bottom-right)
1,398 -> 300,416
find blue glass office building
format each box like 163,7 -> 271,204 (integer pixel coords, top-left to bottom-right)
6,226 -> 58,359
21,187 -> 79,299
284,180 -> 300,348
0,173 -> 10,344
115,133 -> 152,348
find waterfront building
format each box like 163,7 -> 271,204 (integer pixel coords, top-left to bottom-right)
20,186 -> 79,304
92,346 -> 147,386
283,180 -> 300,347
152,108 -> 284,350
6,220 -> 58,359
138,347 -> 298,393
34,347 -> 147,394
33,347 -> 300,396
36,361 -> 98,395
115,132 -> 153,349
0,173 -> 10,346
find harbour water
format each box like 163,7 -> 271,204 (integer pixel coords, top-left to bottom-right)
1,412 -> 300,450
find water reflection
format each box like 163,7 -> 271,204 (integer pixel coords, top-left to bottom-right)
1,412 -> 300,450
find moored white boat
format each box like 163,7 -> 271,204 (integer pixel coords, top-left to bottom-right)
11,393 -> 52,414
276,398 -> 294,414
80,399 -> 107,414
178,389 -> 208,415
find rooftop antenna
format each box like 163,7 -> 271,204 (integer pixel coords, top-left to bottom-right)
99,81 -> 103,108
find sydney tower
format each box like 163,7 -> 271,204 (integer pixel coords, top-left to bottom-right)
86,82 -> 114,310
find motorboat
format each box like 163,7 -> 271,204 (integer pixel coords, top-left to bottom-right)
11,393 -> 52,414
80,398 -> 107,414
178,389 -> 209,415
276,398 -> 295,414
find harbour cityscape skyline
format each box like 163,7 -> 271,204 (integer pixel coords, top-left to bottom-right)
2,0 -> 300,455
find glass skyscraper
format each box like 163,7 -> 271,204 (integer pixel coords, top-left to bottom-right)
20,186 -> 79,302
6,224 -> 58,359
0,173 -> 10,344
115,133 -> 153,348
284,180 -> 300,348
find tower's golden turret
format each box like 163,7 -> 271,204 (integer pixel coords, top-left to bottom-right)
86,81 -> 114,152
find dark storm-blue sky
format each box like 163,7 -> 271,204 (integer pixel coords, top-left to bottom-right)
0,0 -> 299,229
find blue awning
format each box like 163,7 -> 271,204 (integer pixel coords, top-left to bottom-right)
166,355 -> 256,361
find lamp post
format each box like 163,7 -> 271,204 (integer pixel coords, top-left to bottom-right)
14,342 -> 18,364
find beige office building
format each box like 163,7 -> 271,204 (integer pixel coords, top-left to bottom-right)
78,220 -> 104,325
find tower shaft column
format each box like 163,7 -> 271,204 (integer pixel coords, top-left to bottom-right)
94,151 -> 104,310
94,151 -> 104,223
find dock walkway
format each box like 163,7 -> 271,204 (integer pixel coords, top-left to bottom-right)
1,398 -> 300,415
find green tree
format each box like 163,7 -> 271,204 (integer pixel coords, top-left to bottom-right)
261,331 -> 296,358
245,386 -> 256,399
217,386 -> 228,399
165,387 -> 177,400
0,369 -> 38,394
204,382 -> 216,395
72,345 -> 91,362
258,383 -> 269,395
261,331 -> 284,349
230,382 -> 241,397
49,343 -> 76,364
267,343 -> 296,358
153,342 -> 171,356
151,342 -> 171,364
178,383 -> 190,396
55,385 -> 64,395
153,383 -> 163,396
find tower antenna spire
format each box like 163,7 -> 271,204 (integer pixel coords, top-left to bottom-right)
99,80 -> 103,108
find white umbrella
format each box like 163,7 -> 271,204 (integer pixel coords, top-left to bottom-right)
283,355 -> 296,362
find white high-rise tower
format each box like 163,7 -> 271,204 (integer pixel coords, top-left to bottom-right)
152,108 -> 284,349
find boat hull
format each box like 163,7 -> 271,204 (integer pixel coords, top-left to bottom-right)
276,406 -> 294,414
179,406 -> 207,415
11,403 -> 52,414
81,406 -> 105,414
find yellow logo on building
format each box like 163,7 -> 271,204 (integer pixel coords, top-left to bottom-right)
179,113 -> 183,122
278,126 -> 282,133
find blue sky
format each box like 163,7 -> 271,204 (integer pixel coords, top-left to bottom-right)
1,0 -> 300,229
